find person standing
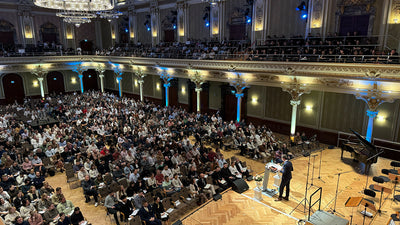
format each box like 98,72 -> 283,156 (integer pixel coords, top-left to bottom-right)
275,155 -> 293,201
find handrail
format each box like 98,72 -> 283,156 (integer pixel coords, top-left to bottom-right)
308,187 -> 322,221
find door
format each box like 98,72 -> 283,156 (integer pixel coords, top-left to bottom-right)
82,69 -> 99,91
2,74 -> 24,104
164,30 -> 175,43
46,71 -> 65,95
339,15 -> 370,36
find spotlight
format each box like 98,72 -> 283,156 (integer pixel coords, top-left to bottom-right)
173,24 -> 176,29
147,27 -> 151,31
246,16 -> 251,24
125,28 -> 128,33
205,21 -> 210,27
301,12 -> 308,19
296,1 -> 306,11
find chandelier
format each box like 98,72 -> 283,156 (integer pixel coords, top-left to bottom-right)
33,0 -> 114,11
57,11 -> 96,27
97,10 -> 123,22
202,0 -> 224,3
34,0 -> 116,27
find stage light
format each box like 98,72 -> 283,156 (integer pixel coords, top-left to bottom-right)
147,27 -> 150,31
246,16 -> 251,24
301,12 -> 308,19
173,24 -> 176,29
125,28 -> 128,33
205,21 -> 210,27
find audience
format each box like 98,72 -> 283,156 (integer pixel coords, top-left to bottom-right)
0,89 -> 315,225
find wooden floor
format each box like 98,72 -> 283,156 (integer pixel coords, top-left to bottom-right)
46,148 -> 400,225
183,148 -> 400,225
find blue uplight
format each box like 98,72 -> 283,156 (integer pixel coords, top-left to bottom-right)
147,27 -> 151,31
246,16 -> 251,24
301,12 -> 308,19
173,24 -> 176,29
205,22 -> 210,27
125,28 -> 129,33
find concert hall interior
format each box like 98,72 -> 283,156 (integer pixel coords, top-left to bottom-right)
1,0 -> 400,225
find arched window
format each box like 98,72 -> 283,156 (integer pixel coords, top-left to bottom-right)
0,20 -> 16,50
40,22 -> 59,44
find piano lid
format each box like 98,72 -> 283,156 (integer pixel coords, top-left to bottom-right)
350,129 -> 377,152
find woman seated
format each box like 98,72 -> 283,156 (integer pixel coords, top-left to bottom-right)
0,198 -> 11,214
28,210 -> 44,225
152,196 -> 169,224
4,207 -> 20,225
189,178 -> 207,204
162,176 -> 175,197
27,186 -> 40,202
37,193 -> 52,212
171,174 -> 183,192
228,162 -> 242,179
20,199 -> 35,220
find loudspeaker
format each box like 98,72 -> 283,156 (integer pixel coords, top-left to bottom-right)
172,220 -> 183,225
232,178 -> 249,193
213,194 -> 222,201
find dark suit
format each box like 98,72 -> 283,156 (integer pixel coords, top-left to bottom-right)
138,205 -> 162,225
279,160 -> 293,198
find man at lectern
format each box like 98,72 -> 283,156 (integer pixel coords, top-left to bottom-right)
275,155 -> 293,201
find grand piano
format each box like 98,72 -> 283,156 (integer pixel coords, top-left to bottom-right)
341,129 -> 380,174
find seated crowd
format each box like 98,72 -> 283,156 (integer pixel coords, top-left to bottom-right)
0,90 -> 311,225
2,32 -> 398,64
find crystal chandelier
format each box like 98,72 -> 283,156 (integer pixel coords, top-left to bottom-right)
33,0 -> 114,11
34,0 -> 116,27
97,10 -> 123,22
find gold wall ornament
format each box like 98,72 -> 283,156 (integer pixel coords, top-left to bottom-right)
285,67 -> 295,75
281,77 -> 310,101
256,74 -> 279,82
365,71 -> 381,79
355,82 -> 394,111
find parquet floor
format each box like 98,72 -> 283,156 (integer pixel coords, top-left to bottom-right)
46,148 -> 400,225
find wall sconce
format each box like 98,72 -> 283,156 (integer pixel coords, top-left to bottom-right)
134,79 -> 138,87
33,80 -> 39,87
111,33 -> 116,39
156,83 -> 160,90
130,32 -> 135,38
71,77 -> 77,84
181,86 -> 186,94
394,19 -> 399,24
251,96 -> 258,105
179,29 -> 184,37
25,31 -> 33,39
305,105 -> 313,111
66,33 -> 73,39
377,115 -> 386,122
152,31 -> 157,37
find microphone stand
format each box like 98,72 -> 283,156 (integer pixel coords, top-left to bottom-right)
317,148 -> 325,183
364,150 -> 384,191
309,154 -> 318,188
329,170 -> 352,217
290,146 -> 312,215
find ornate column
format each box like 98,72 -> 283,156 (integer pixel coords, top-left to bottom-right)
95,64 -> 105,93
31,65 -> 47,99
73,64 -> 88,94
188,70 -> 205,113
177,0 -> 189,42
128,5 -> 138,43
306,0 -> 329,37
251,0 -> 271,45
150,0 -> 161,46
159,69 -> 173,107
228,68 -> 249,122
114,67 -> 123,97
282,77 -> 310,138
133,67 -> 147,101
356,82 -> 393,142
